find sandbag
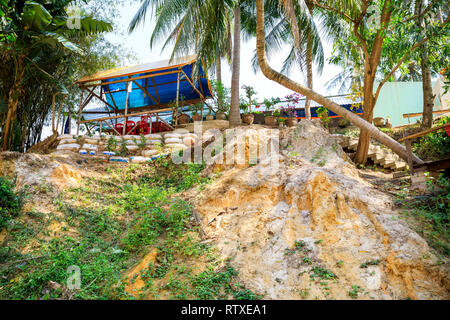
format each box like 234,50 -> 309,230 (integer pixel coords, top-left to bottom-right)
79,149 -> 88,155
166,143 -> 187,150
144,134 -> 163,140
85,139 -> 99,145
110,157 -> 129,163
57,134 -> 73,141
82,144 -> 98,151
164,133 -> 182,139
122,135 -> 137,141
142,149 -> 159,157
124,139 -> 137,145
130,156 -> 151,163
126,145 -> 139,151
146,140 -> 163,146
59,138 -> 77,145
57,143 -> 80,151
165,138 -> 183,144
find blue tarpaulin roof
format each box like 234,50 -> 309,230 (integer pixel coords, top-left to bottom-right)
77,55 -> 213,113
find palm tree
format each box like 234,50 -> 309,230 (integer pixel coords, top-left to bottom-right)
246,0 -> 350,120
0,0 -> 112,150
129,0 -> 248,126
228,5 -> 242,126
254,0 -> 423,164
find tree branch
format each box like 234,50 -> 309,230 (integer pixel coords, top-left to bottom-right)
310,0 -> 355,23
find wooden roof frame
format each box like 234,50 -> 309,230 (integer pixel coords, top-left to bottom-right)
74,58 -> 212,135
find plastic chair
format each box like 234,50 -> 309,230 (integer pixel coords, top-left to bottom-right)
137,116 -> 150,135
114,123 -> 124,135
125,121 -> 136,135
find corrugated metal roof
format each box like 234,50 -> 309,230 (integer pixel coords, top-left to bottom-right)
76,55 -> 197,84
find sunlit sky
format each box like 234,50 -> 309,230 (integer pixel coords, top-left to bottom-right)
106,2 -> 343,100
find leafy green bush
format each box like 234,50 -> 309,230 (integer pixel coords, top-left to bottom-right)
413,117 -> 450,161
396,174 -> 449,255
138,158 -> 208,192
0,176 -> 22,229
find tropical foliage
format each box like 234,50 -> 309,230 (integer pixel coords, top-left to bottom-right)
0,0 -> 121,151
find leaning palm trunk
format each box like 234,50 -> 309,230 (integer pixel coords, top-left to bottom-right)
229,6 -> 242,127
255,0 -> 423,165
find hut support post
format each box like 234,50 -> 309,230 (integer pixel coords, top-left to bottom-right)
77,89 -> 84,135
175,69 -> 181,126
51,93 -> 57,133
123,81 -> 131,136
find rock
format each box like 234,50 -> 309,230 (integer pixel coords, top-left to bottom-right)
194,121 -> 449,300
124,248 -> 158,297
51,164 -> 81,189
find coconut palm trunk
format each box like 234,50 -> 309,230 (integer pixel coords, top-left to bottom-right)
304,0 -> 314,120
229,5 -> 242,127
305,35 -> 313,120
255,0 -> 423,165
216,54 -> 222,84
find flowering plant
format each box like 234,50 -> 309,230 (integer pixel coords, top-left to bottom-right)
280,105 -> 297,118
280,92 -> 303,118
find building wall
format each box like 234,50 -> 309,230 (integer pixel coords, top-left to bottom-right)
373,79 -> 448,127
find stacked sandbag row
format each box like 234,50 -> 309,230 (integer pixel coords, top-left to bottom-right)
141,134 -> 163,157
80,135 -> 102,155
56,134 -> 80,152
164,129 -> 199,150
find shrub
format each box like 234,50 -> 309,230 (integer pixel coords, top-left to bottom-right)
0,176 -> 22,229
413,117 -> 450,161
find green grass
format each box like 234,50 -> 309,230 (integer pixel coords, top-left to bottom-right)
0,176 -> 25,229
0,159 -> 260,300
395,174 -> 449,256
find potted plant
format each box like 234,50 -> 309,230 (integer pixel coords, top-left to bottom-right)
241,85 -> 257,125
278,117 -> 286,129
190,102 -> 203,122
280,105 -> 298,127
205,105 -> 214,121
263,97 -> 281,126
169,96 -> 189,125
283,93 -> 303,127
211,80 -> 230,120
316,107 -> 330,128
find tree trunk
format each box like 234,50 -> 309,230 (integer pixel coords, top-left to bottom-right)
229,6 -> 241,127
354,79 -> 375,164
2,78 -> 24,151
305,35 -> 313,120
415,0 -> 434,129
216,55 -> 222,84
255,0 -> 423,165
304,1 -> 314,120
420,44 -> 434,129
